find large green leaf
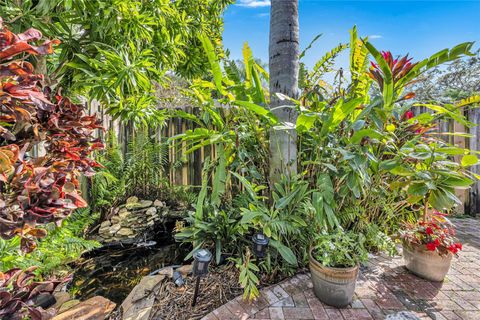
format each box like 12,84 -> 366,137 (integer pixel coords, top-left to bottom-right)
296,113 -> 318,133
320,97 -> 363,136
211,144 -> 227,207
396,42 -> 474,89
199,34 -> 224,94
461,154 -> 478,167
270,239 -> 298,266
234,100 -> 277,123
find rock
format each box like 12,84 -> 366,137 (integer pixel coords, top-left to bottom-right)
53,296 -> 115,320
119,207 -> 129,214
121,275 -> 165,320
176,264 -> 192,276
100,220 -> 111,228
109,224 -> 121,234
52,292 -> 71,310
111,216 -> 121,224
117,228 -> 134,236
156,267 -> 173,278
153,200 -> 164,208
138,200 -> 153,208
126,196 -> 139,204
98,226 -> 110,234
126,200 -> 152,210
385,311 -> 421,320
119,210 -> 131,219
146,207 -> 157,216
56,299 -> 80,314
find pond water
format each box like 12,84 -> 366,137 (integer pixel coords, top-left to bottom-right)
71,220 -> 189,304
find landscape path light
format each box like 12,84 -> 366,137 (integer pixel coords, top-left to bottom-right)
191,248 -> 212,307
252,232 -> 269,258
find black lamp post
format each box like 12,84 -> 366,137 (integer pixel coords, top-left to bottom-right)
191,248 -> 212,307
252,233 -> 269,258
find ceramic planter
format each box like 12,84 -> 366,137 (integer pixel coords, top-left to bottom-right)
402,241 -> 453,282
309,248 -> 359,307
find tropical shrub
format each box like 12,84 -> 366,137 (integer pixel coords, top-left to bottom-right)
1,0 -> 234,126
0,18 -> 103,252
175,29 -> 479,300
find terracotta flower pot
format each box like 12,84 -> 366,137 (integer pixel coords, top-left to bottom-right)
309,248 -> 359,307
402,241 -> 453,282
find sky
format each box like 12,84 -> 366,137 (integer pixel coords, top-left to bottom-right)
223,1 -> 480,70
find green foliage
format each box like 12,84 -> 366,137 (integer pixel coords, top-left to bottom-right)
1,0 -> 233,124
91,128 -> 172,211
233,250 -> 260,300
311,231 -> 368,268
0,209 -> 100,276
178,27 -> 478,300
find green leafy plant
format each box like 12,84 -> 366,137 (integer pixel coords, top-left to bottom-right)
0,209 -> 100,276
311,231 -> 368,268
232,250 -> 260,300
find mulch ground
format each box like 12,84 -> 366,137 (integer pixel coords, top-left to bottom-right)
150,264 -> 244,320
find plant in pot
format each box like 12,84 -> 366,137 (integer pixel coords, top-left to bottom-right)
387,140 -> 477,281
309,230 -> 368,307
401,211 -> 462,281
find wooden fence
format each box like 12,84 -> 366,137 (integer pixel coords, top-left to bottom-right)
89,102 -> 480,216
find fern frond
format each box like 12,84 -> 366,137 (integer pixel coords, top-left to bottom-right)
309,43 -> 348,84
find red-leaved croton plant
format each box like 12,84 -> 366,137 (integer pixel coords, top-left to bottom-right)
0,17 -> 103,252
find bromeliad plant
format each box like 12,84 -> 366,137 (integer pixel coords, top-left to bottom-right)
0,18 -> 103,252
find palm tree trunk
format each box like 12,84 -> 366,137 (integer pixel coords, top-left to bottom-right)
269,0 -> 300,183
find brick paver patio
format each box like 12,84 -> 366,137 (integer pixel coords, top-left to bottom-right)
202,217 -> 480,320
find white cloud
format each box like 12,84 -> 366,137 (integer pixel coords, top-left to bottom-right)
237,0 -> 271,8
369,35 -> 383,39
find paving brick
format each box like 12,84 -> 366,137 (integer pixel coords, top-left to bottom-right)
324,308 -> 344,319
453,310 -> 480,320
340,309 -> 373,320
269,307 -> 285,320
271,297 -> 295,308
433,299 -> 462,311
202,218 -> 480,320
292,293 -> 309,308
254,308 -> 270,319
212,305 -> 238,320
374,297 -> 404,310
282,307 -> 314,319
225,300 -> 250,320
360,299 -> 385,320
305,297 -> 328,320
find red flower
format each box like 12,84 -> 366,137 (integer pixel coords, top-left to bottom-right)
425,227 -> 434,235
455,243 -> 462,250
426,242 -> 437,251
448,244 -> 458,254
402,110 -> 414,121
